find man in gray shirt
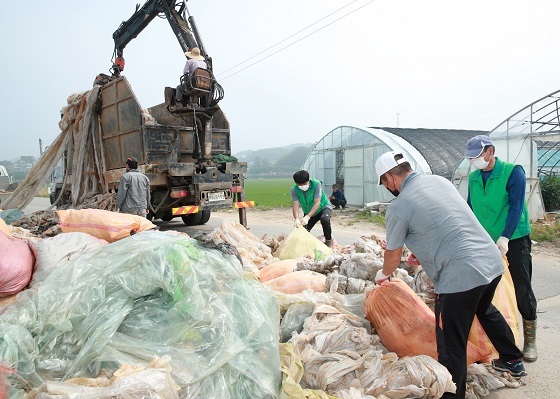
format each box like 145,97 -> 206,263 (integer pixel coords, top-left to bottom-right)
176,47 -> 207,104
116,157 -> 151,217
374,151 -> 524,399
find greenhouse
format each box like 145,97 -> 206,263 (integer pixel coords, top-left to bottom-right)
301,126 -> 486,206
302,90 -> 559,219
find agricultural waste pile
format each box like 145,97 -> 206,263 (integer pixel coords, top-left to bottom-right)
0,212 -> 524,399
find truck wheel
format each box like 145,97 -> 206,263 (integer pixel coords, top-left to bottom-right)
51,188 -> 65,205
181,212 -> 203,226
198,209 -> 211,225
161,211 -> 174,221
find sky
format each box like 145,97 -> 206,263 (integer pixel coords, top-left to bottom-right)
1,0 -> 559,162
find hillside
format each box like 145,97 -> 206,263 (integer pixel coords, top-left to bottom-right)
234,143 -> 314,176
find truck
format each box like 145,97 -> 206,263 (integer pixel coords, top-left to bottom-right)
51,0 -> 250,226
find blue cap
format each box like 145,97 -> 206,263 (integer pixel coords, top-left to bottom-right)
464,135 -> 493,158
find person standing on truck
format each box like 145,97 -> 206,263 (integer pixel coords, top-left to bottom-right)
464,134 -> 538,362
291,170 -> 334,247
329,184 -> 347,209
373,151 -> 525,399
116,157 -> 151,217
176,47 -> 207,104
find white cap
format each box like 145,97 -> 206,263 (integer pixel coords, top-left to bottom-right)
375,151 -> 410,185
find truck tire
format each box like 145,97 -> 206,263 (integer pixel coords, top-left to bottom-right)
51,188 -> 67,206
199,209 -> 211,225
181,212 -> 203,226
161,211 -> 174,221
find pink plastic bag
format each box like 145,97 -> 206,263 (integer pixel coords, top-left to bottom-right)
264,270 -> 327,294
0,231 -> 35,297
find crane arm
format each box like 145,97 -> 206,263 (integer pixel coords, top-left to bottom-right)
110,0 -> 201,76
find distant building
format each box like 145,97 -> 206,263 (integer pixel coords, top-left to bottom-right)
13,156 -> 36,171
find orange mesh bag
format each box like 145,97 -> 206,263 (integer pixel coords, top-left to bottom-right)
264,270 -> 327,294
259,258 -> 306,283
468,257 -> 521,362
57,209 -> 156,243
365,278 -> 490,364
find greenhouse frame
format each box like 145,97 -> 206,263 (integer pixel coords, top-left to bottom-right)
301,126 -> 486,206
453,89 -> 560,220
302,90 -> 560,221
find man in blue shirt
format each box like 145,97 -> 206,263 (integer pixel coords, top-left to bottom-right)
465,135 -> 537,362
329,184 -> 347,209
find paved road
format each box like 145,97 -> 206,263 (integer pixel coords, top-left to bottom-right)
22,198 -> 560,397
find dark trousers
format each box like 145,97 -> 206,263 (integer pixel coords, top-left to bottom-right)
506,235 -> 537,321
436,276 -> 523,399
330,198 -> 347,208
305,207 -> 332,240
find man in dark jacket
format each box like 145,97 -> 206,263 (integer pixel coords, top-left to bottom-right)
329,184 -> 347,209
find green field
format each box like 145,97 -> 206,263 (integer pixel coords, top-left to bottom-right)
244,178 -> 294,209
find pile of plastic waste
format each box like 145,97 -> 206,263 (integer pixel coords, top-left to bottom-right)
0,210 -> 524,399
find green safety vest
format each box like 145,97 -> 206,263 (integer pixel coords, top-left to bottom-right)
293,178 -> 330,215
468,157 -> 530,242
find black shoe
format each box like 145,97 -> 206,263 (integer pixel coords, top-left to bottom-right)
334,205 -> 340,210
492,358 -> 526,377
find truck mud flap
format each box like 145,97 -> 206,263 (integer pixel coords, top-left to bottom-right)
172,206 -> 199,216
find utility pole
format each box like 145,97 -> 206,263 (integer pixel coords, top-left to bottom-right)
39,138 -> 43,155
396,113 -> 400,128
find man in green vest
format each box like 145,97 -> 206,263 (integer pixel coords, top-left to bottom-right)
291,170 -> 333,247
465,135 -> 537,362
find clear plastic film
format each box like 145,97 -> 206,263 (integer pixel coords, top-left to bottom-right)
0,230 -> 281,398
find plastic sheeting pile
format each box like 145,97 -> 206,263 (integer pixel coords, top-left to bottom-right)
0,219 -> 524,399
0,230 -> 281,398
288,303 -> 455,398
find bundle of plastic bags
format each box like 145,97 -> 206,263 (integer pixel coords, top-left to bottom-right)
0,230 -> 281,398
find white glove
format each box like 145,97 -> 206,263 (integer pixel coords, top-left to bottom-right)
294,218 -> 301,228
375,269 -> 391,284
496,236 -> 509,256
301,215 -> 310,226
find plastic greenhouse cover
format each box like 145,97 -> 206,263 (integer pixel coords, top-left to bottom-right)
0,230 -> 281,398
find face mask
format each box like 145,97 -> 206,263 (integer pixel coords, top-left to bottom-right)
469,157 -> 489,170
299,184 -> 310,191
383,175 -> 400,197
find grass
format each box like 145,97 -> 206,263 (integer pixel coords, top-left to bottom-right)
243,178 -> 387,228
530,216 -> 560,243
244,178 -> 294,210
353,210 -> 386,227
37,186 -> 50,198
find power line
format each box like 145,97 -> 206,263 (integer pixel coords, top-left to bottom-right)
219,0 -> 376,81
216,0 -> 360,77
